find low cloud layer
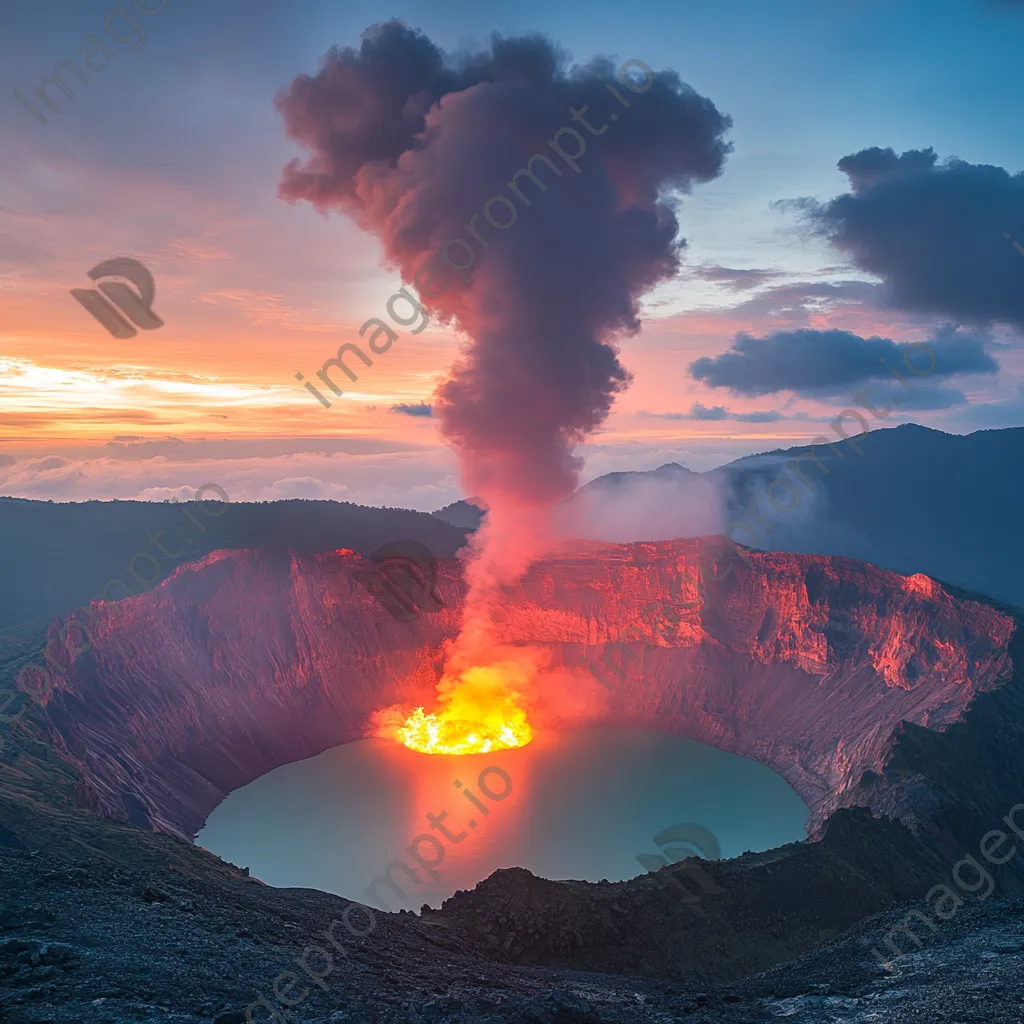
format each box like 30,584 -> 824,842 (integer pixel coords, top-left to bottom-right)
0,438 -> 770,509
688,325 -> 998,397
0,446 -> 462,511
799,147 -> 1024,328
557,469 -> 725,544
689,265 -> 784,291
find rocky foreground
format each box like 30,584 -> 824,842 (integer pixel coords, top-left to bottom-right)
3,830 -> 1024,1024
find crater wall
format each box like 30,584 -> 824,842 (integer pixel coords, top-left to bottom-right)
26,538 -> 1015,843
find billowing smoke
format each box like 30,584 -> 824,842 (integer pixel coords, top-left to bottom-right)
277,21 -> 730,723
278,20 -> 729,527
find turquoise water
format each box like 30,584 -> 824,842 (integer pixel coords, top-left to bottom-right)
196,726 -> 808,913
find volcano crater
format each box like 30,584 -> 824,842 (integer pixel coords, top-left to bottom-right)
34,537 -> 1015,844
17,535 -> 1024,983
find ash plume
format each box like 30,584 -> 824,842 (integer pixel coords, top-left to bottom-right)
277,21 -> 731,714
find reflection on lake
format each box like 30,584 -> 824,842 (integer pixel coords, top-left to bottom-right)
197,727 -> 808,912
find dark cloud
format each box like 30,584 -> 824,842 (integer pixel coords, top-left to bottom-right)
723,408 -> 784,423
688,325 -> 997,397
689,403 -> 731,420
800,147 -> 1024,328
690,265 -> 783,290
689,403 -> 784,422
391,402 -> 434,417
277,21 -> 732,507
646,404 -> 785,422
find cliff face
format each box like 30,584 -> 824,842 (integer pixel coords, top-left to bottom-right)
29,538 -> 1016,842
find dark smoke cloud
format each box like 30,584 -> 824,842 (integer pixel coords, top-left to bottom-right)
277,21 -> 731,508
799,147 -> 1024,328
689,325 -> 997,397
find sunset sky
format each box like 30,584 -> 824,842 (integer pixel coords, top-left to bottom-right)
2,0 -> 1023,508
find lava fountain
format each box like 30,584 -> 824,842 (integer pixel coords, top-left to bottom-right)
277,22 -> 731,752
387,661 -> 535,755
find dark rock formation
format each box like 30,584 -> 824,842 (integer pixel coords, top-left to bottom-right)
3,802 -> 1024,1022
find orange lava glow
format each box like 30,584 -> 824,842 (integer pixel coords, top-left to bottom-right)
387,660 -> 536,756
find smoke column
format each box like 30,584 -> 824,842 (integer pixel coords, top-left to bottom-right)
277,22 -> 731,739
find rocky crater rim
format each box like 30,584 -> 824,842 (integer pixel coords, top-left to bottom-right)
22,537 -> 1017,854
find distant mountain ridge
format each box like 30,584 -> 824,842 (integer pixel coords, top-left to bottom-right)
431,424 -> 1024,610
433,497 -> 488,529
3,424 -> 1021,635
0,498 -> 469,635
430,464 -> 701,533
715,423 -> 1024,611
575,461 -> 700,492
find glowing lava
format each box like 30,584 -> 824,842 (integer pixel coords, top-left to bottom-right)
389,660 -> 535,756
